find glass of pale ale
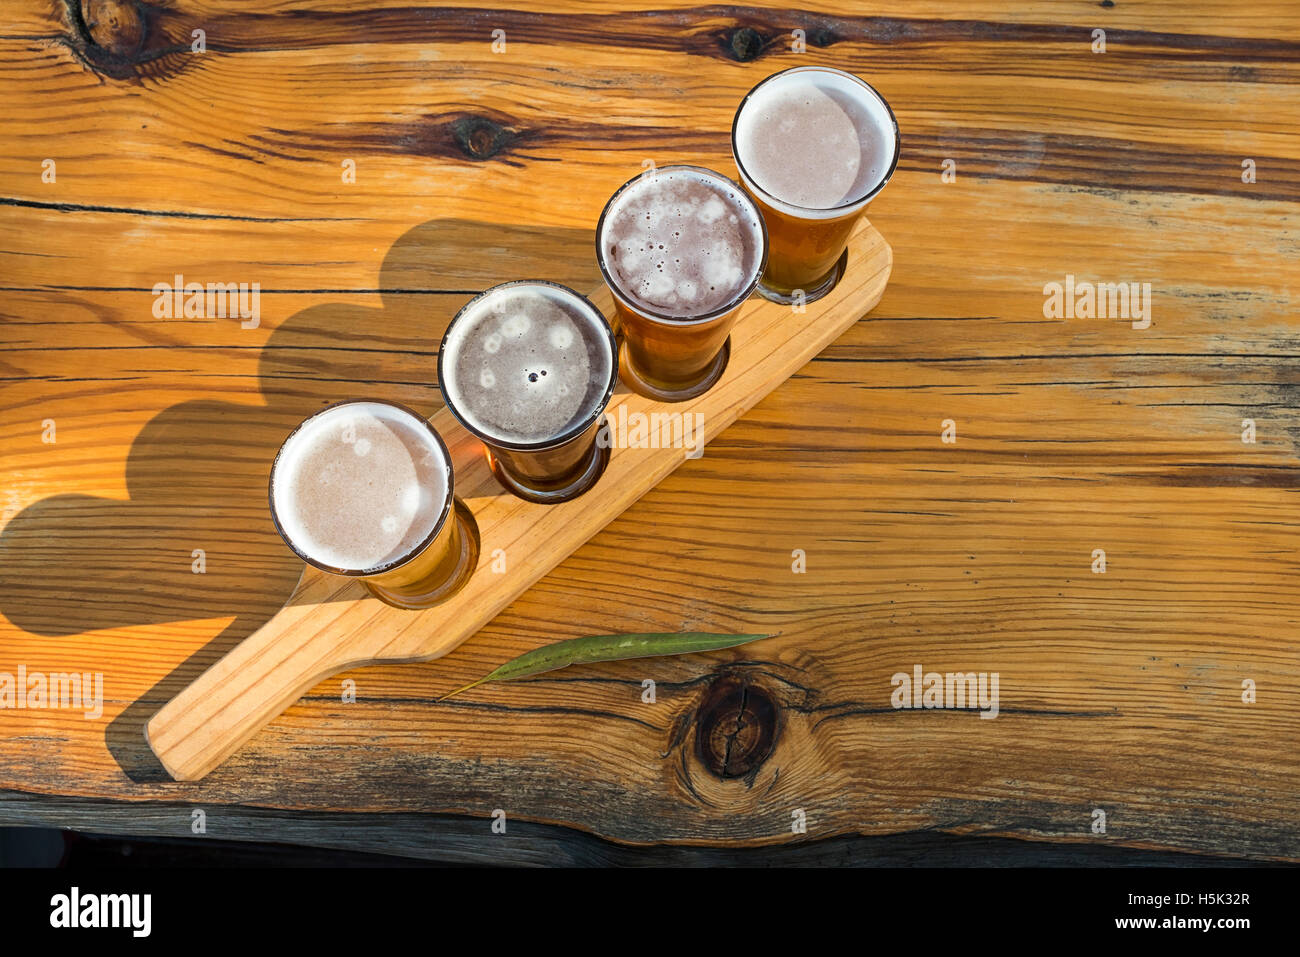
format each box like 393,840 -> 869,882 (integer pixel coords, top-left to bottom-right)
596,165 -> 767,402
439,280 -> 619,504
731,66 -> 900,304
269,399 -> 473,609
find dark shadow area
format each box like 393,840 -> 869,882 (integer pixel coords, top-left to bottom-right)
0,218 -> 599,781
0,823 -> 1279,868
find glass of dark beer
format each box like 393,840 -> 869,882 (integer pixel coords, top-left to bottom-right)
269,399 -> 474,609
596,165 -> 768,402
439,280 -> 619,504
731,66 -> 900,304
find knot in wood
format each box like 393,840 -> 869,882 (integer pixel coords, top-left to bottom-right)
81,0 -> 145,59
694,675 -> 778,779
726,27 -> 766,62
451,116 -> 513,161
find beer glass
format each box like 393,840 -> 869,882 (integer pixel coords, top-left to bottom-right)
731,66 -> 900,304
269,399 -> 473,609
439,280 -> 619,504
595,165 -> 768,402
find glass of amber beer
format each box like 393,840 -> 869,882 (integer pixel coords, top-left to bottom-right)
439,280 -> 619,504
596,165 -> 768,402
731,66 -> 900,304
269,399 -> 474,609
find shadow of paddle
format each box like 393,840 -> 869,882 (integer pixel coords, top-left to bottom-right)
0,218 -> 599,781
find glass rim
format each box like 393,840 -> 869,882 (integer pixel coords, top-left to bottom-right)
594,164 -> 770,327
730,66 -> 902,219
437,279 -> 620,453
267,398 -> 455,578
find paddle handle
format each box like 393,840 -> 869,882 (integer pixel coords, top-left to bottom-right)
145,571 -> 380,781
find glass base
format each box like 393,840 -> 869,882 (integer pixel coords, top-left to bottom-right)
618,337 -> 731,403
756,249 -> 849,306
364,502 -> 479,609
486,429 -> 610,505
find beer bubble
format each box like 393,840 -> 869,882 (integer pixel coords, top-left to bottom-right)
643,271 -> 675,301
484,333 -> 502,354
549,323 -> 574,349
480,368 -> 496,388
500,312 -> 532,339
353,438 -> 371,456
698,197 -> 726,224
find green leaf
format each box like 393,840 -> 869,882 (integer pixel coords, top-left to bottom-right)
439,631 -> 773,701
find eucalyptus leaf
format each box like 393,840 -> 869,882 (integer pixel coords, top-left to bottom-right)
440,631 -> 773,700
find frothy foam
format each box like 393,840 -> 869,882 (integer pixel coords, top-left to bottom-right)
271,402 -> 449,572
735,69 -> 897,213
441,283 -> 615,446
599,167 -> 764,318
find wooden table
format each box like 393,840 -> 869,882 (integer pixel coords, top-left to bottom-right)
1,0 -> 1296,864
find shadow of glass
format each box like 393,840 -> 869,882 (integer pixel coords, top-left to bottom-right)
0,216 -> 599,780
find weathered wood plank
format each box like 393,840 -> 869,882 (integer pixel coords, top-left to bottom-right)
4,40 -> 1295,212
3,185 -> 1293,329
11,1 -> 1300,42
0,790 -> 1264,867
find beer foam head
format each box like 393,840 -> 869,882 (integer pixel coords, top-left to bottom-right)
734,67 -> 898,216
440,282 -> 616,447
598,166 -> 765,319
270,401 -> 451,573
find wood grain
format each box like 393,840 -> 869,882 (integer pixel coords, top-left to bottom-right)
0,0 -> 1297,860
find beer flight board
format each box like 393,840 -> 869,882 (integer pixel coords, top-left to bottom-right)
145,219 -> 893,781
